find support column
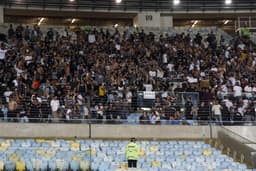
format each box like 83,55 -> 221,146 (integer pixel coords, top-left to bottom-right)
0,6 -> 3,24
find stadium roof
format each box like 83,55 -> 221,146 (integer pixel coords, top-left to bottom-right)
2,0 -> 256,12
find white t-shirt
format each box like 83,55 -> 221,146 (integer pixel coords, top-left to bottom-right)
225,50 -> 230,58
83,106 -> 89,116
50,99 -> 60,112
88,34 -> 96,43
77,94 -> 84,105
238,43 -> 245,50
212,104 -> 222,115
233,85 -> 242,97
115,44 -> 121,51
221,84 -> 228,93
4,91 -> 13,103
163,54 -> 168,64
253,87 -> 256,93
244,85 -> 253,92
224,99 -> 233,110
228,77 -> 236,86
149,71 -> 156,77
157,69 -> 164,78
238,107 -> 245,116
167,63 -> 174,72
126,91 -> 132,103
0,49 -> 7,60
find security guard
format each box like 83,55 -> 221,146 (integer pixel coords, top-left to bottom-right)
125,138 -> 139,168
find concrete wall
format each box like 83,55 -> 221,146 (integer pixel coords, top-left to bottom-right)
1,123 -> 255,141
0,123 -> 90,139
222,126 -> 256,143
160,16 -> 173,28
91,125 -> 210,140
0,123 -> 211,140
217,128 -> 256,168
134,12 -> 161,28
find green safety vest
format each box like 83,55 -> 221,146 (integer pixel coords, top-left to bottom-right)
125,142 -> 139,160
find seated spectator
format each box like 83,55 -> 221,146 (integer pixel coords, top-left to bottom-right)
139,111 -> 150,124
150,111 -> 160,125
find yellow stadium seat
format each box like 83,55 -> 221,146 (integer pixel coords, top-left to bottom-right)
56,159 -> 66,170
35,138 -> 45,143
70,142 -> 80,151
36,139 -> 53,143
178,154 -> 187,158
0,161 -> 4,170
80,161 -> 89,171
138,149 -> 146,157
0,142 -> 10,149
9,153 -> 20,162
151,161 -> 161,166
36,149 -> 45,154
43,152 -> 55,158
16,161 -> 25,171
0,146 -> 7,151
119,163 -> 128,169
72,156 -> 82,161
202,149 -> 212,156
149,146 -> 159,152
85,149 -> 96,155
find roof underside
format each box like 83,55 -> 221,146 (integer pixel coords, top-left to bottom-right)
1,0 -> 256,12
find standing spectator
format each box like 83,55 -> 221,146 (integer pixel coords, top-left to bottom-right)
24,26 -> 30,41
185,97 -> 193,120
233,82 -> 242,99
29,96 -> 41,122
50,96 -> 60,122
8,96 -> 18,121
8,24 -> 15,39
211,100 -> 223,125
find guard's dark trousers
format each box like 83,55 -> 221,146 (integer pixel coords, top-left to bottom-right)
128,160 -> 137,168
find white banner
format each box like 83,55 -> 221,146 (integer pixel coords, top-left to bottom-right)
143,91 -> 156,99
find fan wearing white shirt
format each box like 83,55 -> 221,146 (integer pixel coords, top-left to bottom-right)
211,101 -> 222,125
50,96 -> 60,122
233,82 -> 242,98
0,48 -> 7,60
244,84 -> 253,98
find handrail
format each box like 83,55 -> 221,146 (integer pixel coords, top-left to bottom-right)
1,117 -> 256,125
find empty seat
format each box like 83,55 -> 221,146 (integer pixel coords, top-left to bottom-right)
15,161 -> 25,171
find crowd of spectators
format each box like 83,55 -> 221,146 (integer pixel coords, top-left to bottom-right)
0,23 -> 256,124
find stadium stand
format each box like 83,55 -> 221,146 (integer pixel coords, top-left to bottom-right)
0,1 -> 256,171
0,0 -> 256,170
0,23 -> 255,125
